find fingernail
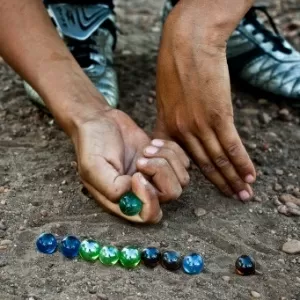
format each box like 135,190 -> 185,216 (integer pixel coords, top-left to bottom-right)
151,139 -> 164,147
245,174 -> 255,183
145,146 -> 159,155
239,190 -> 251,201
139,173 -> 148,185
138,158 -> 148,166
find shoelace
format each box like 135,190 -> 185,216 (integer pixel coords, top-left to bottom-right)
244,6 -> 292,54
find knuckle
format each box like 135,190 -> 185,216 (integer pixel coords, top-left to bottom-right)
200,163 -> 216,174
226,143 -> 240,157
156,158 -> 169,168
182,174 -> 190,187
230,178 -> 245,190
214,155 -> 230,168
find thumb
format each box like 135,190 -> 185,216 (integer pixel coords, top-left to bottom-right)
131,172 -> 163,224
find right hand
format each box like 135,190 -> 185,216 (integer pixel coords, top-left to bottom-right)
71,109 -> 190,224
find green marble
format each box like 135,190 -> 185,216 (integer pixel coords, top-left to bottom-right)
119,192 -> 143,216
79,239 -> 101,261
99,245 -> 120,266
119,246 -> 141,268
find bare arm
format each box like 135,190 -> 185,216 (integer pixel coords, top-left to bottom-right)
0,0 -> 109,136
155,0 -> 256,200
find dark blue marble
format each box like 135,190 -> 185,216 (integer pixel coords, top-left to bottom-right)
182,253 -> 204,275
36,233 -> 57,254
161,251 -> 182,271
60,236 -> 81,259
235,255 -> 256,276
141,247 -> 161,268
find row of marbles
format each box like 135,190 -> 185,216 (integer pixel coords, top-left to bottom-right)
36,233 -> 256,276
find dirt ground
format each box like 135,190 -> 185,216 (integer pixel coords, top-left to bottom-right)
1,1 -> 300,300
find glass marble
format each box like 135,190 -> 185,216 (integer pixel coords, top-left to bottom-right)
99,245 -> 120,266
119,192 -> 143,216
60,235 -> 81,259
119,246 -> 141,268
235,255 -> 256,276
161,251 -> 182,271
36,233 -> 58,254
182,253 -> 204,275
79,239 -> 101,261
141,247 -> 161,268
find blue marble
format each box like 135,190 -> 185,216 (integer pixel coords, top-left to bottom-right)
161,251 -> 182,271
60,236 -> 81,259
141,247 -> 161,268
36,233 -> 58,254
182,253 -> 204,275
235,255 -> 256,276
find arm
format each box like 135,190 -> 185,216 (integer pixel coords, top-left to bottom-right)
0,0 -> 108,136
0,0 -> 190,223
155,0 -> 256,201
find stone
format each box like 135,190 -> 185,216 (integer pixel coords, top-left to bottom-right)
0,222 -> 6,231
235,255 -> 256,276
278,108 -> 292,121
36,233 -> 57,254
285,202 -> 299,210
97,293 -> 108,300
258,112 -> 272,124
194,208 -> 207,217
0,240 -> 12,246
182,253 -> 204,275
119,246 -> 141,268
282,240 -> 300,254
277,205 -> 290,216
275,169 -> 284,176
274,183 -> 283,191
161,250 -> 182,271
279,194 -> 300,206
61,236 -> 81,259
79,239 -> 101,261
141,247 -> 161,268
288,207 -> 300,216
99,245 -> 120,266
222,276 -> 231,282
251,291 -> 261,298
119,192 -> 143,216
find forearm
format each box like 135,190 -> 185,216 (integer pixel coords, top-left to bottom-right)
165,0 -> 255,48
0,0 -> 109,136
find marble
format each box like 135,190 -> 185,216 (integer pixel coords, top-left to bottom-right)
60,235 -> 81,259
99,245 -> 120,266
141,247 -> 161,268
119,246 -> 141,268
36,233 -> 57,254
161,251 -> 182,271
235,255 -> 256,276
182,253 -> 204,275
79,239 -> 101,261
119,192 -> 143,216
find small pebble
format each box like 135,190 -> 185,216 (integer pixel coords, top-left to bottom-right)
194,208 -> 207,217
258,112 -> 272,124
40,210 -> 48,217
97,294 -> 108,300
279,194 -> 300,206
278,108 -> 292,121
282,240 -> 300,254
58,190 -> 63,195
288,207 -> 300,216
274,183 -> 283,191
278,258 -> 285,264
160,241 -> 169,248
296,277 -> 300,283
285,202 -> 299,210
0,200 -> 6,205
222,276 -> 231,282
70,161 -> 77,169
0,222 -> 6,231
277,205 -> 290,216
250,291 -> 261,298
19,226 -> 25,231
0,240 -> 12,246
275,169 -> 284,176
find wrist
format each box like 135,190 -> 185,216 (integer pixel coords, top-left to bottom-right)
165,0 -> 254,49
36,60 -> 112,137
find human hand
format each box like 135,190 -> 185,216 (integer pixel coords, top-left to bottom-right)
154,3 -> 256,201
71,109 -> 190,223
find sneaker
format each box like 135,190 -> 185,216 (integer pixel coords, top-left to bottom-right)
162,1 -> 300,101
24,3 -> 119,109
